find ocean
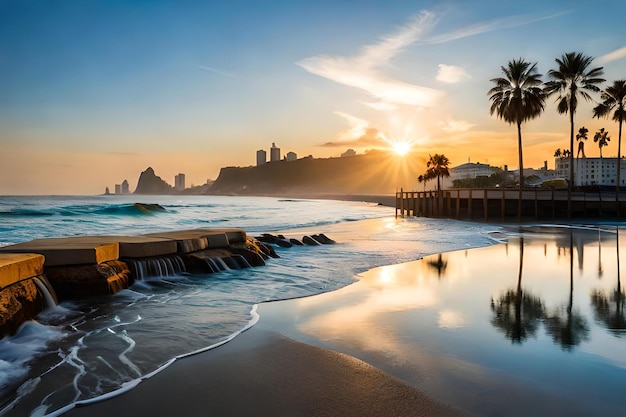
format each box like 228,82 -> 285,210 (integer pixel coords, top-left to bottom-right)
0,195 -> 499,417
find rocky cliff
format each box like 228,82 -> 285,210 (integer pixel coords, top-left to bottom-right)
134,167 -> 174,194
209,151 -> 424,195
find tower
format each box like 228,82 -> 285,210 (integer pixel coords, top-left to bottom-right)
270,142 -> 280,162
175,173 -> 185,191
256,149 -> 267,166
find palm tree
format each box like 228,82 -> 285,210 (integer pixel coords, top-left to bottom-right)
594,128 -> 610,159
554,148 -> 562,158
576,126 -> 588,158
545,52 -> 605,217
593,80 -> 626,214
489,59 -> 545,220
417,174 -> 426,191
593,128 -> 610,211
425,153 -> 450,192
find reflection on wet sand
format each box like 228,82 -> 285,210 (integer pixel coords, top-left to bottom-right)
491,238 -> 546,343
282,225 -> 626,416
591,227 -> 626,336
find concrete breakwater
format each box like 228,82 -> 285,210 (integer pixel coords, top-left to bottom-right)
0,228 -> 334,338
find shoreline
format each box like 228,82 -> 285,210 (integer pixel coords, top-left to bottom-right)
50,216 -> 490,417
61,314 -> 470,417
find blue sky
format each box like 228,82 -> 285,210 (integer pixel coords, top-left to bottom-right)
1,0 -> 625,194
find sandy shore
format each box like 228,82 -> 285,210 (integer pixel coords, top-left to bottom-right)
62,324 -> 469,417
60,216 -> 472,417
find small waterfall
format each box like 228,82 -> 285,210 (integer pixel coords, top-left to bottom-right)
225,254 -> 252,269
205,257 -> 229,273
33,275 -> 58,308
128,255 -> 186,280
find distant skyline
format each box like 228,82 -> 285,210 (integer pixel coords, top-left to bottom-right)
1,0 -> 625,195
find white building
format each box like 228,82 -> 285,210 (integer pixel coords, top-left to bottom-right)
556,157 -> 626,187
450,162 -> 495,179
121,179 -> 130,194
438,162 -> 497,189
286,151 -> 297,161
270,142 -> 281,162
256,149 -> 266,166
175,173 -> 185,191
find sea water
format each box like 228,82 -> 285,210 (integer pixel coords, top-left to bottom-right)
0,195 -> 498,417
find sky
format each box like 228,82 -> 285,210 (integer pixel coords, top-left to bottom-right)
1,0 -> 625,195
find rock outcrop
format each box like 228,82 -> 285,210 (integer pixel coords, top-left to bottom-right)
134,167 -> 174,195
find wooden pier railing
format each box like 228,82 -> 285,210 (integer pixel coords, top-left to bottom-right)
395,188 -> 625,221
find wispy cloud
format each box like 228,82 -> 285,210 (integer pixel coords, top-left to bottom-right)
297,11 -> 443,109
597,46 -> 626,64
321,112 -> 384,147
422,11 -> 571,45
197,65 -> 235,78
298,9 -> 565,110
436,64 -> 470,83
439,119 -> 475,133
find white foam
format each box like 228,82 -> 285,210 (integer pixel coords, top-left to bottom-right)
40,304 -> 261,417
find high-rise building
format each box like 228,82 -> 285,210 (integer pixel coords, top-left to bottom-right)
256,149 -> 267,166
115,184 -> 121,194
175,173 -> 185,191
270,142 -> 281,162
121,180 -> 130,194
286,151 -> 297,161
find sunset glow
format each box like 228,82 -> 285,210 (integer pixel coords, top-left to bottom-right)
391,141 -> 412,156
0,1 -> 624,194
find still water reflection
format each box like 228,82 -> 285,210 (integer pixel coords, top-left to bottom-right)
284,225 -> 626,416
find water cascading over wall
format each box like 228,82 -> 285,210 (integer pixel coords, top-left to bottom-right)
125,255 -> 187,280
0,274 -> 58,336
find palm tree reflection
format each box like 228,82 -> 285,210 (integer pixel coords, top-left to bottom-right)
544,230 -> 589,350
491,238 -> 546,343
427,254 -> 448,278
591,227 -> 626,336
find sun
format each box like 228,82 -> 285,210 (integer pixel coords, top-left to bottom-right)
391,141 -> 412,156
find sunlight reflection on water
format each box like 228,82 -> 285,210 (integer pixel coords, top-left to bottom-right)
282,225 -> 626,417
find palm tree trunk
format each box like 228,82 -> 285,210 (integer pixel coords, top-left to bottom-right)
517,123 -> 524,221
617,116 -> 623,217
569,111 -> 575,219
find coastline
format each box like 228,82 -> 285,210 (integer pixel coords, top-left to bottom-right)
17,211 -> 624,417
52,215 -> 486,417
61,323 -> 470,417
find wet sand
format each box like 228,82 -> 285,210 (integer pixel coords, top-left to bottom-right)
62,324 -> 469,417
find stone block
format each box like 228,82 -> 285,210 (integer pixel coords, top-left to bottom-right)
0,253 -> 45,289
144,231 -> 209,254
0,278 -> 46,337
199,228 -> 247,244
82,236 -> 178,258
0,237 -> 119,266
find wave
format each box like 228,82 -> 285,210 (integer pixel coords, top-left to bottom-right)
0,203 -> 166,219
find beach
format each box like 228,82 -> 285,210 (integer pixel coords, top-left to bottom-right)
62,323 -> 468,417
57,216 -> 474,417
3,197 -> 625,417
59,219 -> 626,417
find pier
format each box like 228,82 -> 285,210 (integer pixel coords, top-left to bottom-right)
396,188 -> 626,221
